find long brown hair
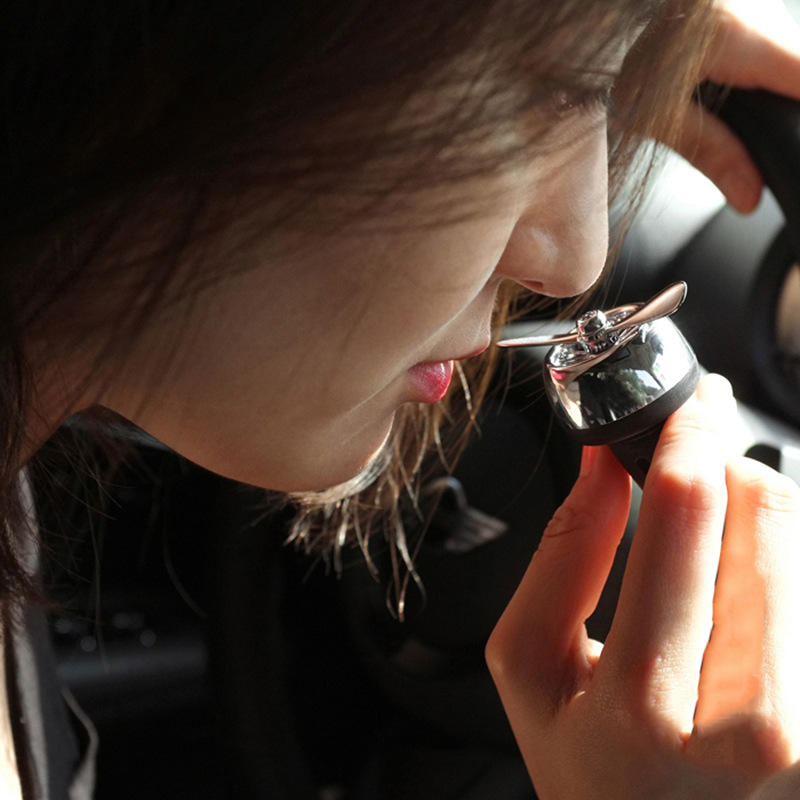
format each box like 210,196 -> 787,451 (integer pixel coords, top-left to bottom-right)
0,0 -> 715,604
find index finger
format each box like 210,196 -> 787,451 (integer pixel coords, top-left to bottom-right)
704,1 -> 800,97
487,446 -> 631,728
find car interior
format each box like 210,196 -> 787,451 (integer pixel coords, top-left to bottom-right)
32,4 -> 800,798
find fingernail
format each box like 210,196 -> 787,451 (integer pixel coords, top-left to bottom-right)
696,373 -> 734,404
580,446 -> 599,477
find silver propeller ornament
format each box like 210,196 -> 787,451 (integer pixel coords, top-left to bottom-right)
497,281 -> 688,351
497,282 -> 700,488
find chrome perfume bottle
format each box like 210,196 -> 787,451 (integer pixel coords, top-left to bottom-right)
499,282 -> 700,486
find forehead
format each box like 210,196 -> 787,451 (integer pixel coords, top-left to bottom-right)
228,0 -> 682,232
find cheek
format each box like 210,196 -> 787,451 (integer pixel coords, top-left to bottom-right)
97,205 -> 514,492
336,218 -> 513,345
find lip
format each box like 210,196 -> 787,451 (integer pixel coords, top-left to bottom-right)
407,360 -> 454,403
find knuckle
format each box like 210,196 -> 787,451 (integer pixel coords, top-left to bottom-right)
485,629 -> 519,686
485,622 -> 568,724
485,618 -> 537,692
648,459 -> 727,521
541,503 -> 594,544
485,599 -> 532,686
484,628 -> 507,681
738,459 -> 800,518
485,502 -> 597,691
681,471 -> 727,517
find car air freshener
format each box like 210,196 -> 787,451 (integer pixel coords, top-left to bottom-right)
498,282 -> 700,486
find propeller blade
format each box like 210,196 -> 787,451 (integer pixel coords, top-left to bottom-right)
611,281 -> 687,331
496,330 -> 581,348
496,281 -> 688,350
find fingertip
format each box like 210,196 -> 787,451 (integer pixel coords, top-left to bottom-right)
708,157 -> 764,215
724,176 -> 765,215
696,373 -> 734,403
676,373 -> 737,434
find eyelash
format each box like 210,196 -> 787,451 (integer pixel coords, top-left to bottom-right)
551,87 -> 615,117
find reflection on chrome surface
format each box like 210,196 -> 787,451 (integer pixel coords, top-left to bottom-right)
544,318 -> 697,433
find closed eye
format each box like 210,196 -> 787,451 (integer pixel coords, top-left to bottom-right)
551,86 -> 616,118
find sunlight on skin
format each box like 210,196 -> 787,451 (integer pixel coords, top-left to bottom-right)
724,0 -> 800,54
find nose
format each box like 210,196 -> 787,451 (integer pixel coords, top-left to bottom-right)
495,119 -> 610,298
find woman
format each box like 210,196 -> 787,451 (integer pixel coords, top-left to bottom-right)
2,0 -> 800,797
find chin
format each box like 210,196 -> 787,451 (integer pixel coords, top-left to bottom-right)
219,422 -> 391,496
172,412 -> 396,496
280,425 -> 394,498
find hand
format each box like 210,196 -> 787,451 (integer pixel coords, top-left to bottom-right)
676,0 -> 800,213
486,375 -> 800,799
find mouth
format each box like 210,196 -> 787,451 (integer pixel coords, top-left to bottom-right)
407,360 -> 454,403
405,332 -> 491,404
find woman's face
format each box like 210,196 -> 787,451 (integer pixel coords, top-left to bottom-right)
48,87 -> 608,491
91,105 -> 611,492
